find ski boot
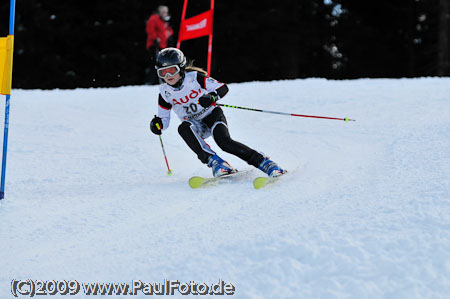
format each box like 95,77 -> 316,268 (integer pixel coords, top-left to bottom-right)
207,154 -> 235,177
258,157 -> 285,177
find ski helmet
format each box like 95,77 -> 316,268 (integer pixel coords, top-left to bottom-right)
155,48 -> 187,77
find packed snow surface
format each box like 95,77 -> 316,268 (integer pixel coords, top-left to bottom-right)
1,78 -> 449,298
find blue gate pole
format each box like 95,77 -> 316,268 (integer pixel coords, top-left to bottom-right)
0,0 -> 16,200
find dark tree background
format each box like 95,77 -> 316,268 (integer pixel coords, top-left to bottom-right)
0,0 -> 449,89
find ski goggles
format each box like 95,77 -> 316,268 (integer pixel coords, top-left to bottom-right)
156,65 -> 180,79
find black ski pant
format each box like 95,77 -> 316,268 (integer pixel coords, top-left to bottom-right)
178,107 -> 264,167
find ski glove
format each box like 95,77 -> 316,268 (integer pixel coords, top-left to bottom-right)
150,116 -> 163,135
198,92 -> 218,108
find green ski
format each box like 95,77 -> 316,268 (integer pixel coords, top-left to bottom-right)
189,170 -> 250,189
253,171 -> 288,189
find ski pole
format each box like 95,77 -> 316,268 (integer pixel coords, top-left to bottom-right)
218,103 -> 355,122
155,121 -> 173,175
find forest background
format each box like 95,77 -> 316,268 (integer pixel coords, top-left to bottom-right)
0,0 -> 449,89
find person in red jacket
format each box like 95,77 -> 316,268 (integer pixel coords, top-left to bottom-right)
145,5 -> 174,85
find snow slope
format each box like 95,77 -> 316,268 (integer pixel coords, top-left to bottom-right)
0,78 -> 449,298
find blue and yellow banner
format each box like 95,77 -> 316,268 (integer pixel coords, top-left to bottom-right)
0,0 -> 16,200
0,35 -> 14,95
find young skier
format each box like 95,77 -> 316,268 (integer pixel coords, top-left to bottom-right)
149,48 -> 285,178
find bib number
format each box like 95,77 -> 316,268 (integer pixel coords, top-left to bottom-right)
183,103 -> 198,114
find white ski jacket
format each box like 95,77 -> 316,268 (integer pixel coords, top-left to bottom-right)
157,71 -> 227,130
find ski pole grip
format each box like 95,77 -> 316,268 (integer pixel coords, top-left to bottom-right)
154,114 -> 162,130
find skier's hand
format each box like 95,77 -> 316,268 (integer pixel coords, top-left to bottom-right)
198,92 -> 217,108
150,116 -> 163,135
154,39 -> 160,51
